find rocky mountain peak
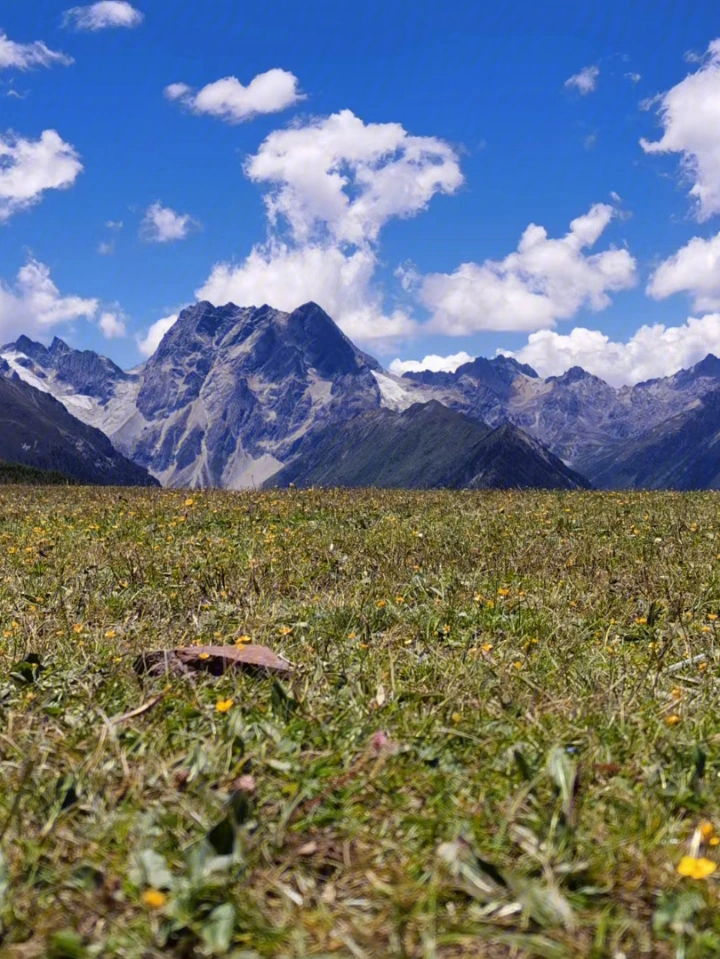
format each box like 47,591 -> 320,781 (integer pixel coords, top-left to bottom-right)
284,301 -> 382,376
548,366 -> 599,386
49,336 -> 71,357
676,353 -> 720,385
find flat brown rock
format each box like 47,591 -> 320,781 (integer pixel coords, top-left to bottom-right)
134,644 -> 295,678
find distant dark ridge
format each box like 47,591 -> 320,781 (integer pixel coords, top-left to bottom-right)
0,461 -> 78,486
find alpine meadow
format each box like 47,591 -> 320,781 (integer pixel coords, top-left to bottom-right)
7,1 -> 720,957
4,486 -> 720,958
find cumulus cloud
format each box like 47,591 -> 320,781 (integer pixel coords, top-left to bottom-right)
647,231 -> 720,310
0,259 -> 97,341
63,1 -> 143,30
136,313 -> 178,356
388,351 -> 474,375
625,72 -> 642,83
245,109 -> 463,245
0,31 -> 73,70
500,313 -> 720,386
99,311 -> 126,338
140,202 -> 198,243
641,39 -> 720,221
164,69 -> 302,124
565,65 -> 599,95
196,110 -> 462,342
98,240 -> 114,255
0,129 -> 83,222
415,204 -> 636,335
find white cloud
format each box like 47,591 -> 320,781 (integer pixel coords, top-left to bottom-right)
564,65 -> 599,95
641,39 -> 720,221
197,242 -> 416,344
625,72 -> 642,83
140,202 -> 197,243
0,31 -> 73,70
245,109 -> 464,245
165,69 -> 302,124
196,110 -> 462,342
136,313 -> 178,356
647,231 -> 720,311
98,240 -> 114,255
105,219 -> 123,229
63,1 -> 143,30
0,129 -> 83,222
416,204 -> 636,335
388,351 -> 474,375
0,259 -> 97,341
500,313 -> 720,386
99,311 -> 126,338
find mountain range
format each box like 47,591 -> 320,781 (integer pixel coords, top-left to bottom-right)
3,300 -> 720,491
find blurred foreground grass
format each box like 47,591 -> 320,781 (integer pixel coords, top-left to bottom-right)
3,486 -> 720,957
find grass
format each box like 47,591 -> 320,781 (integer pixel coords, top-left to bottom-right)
2,486 -> 720,957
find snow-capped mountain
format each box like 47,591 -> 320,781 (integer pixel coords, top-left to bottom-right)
7,300 -> 720,490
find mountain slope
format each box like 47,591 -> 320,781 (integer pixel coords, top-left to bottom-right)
584,389 -> 720,490
0,373 -> 158,487
267,401 -> 590,490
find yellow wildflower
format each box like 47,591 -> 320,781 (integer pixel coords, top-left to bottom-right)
699,821 -> 715,841
666,714 -> 682,726
215,699 -> 233,713
677,856 -> 716,879
142,889 -> 167,909
236,634 -> 252,645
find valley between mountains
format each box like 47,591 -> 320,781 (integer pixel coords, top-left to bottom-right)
3,300 -> 720,490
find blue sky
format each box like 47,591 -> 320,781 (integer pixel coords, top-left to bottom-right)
3,0 -> 720,384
